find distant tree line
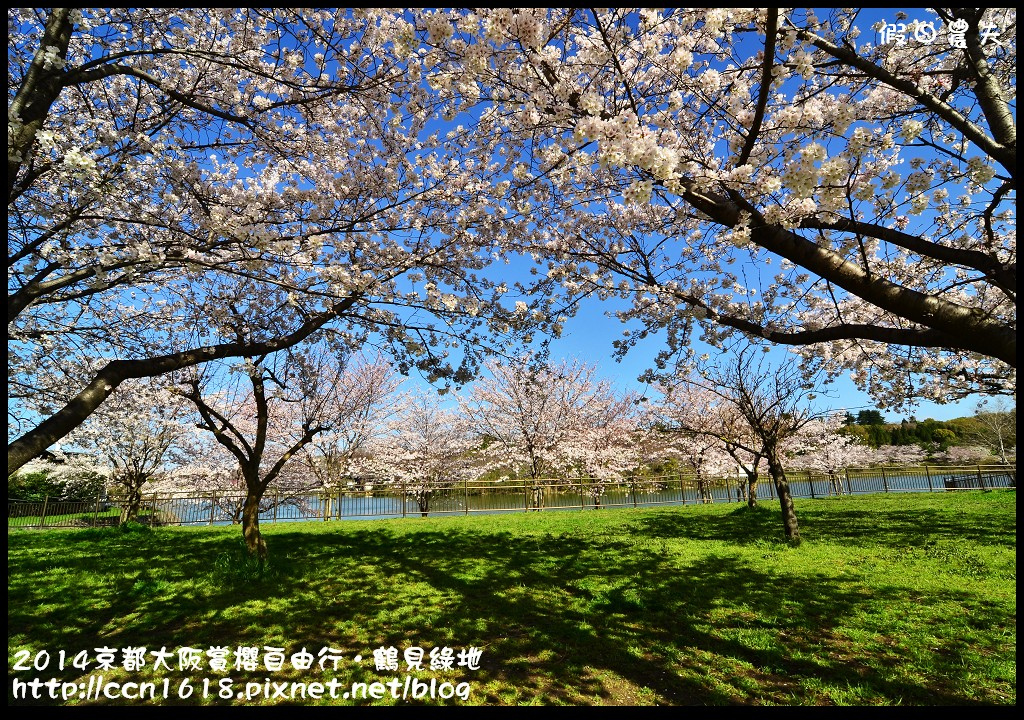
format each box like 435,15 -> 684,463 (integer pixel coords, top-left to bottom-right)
841,407 -> 1016,456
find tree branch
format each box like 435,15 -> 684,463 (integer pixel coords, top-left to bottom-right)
7,292 -> 362,475
790,22 -> 1016,176
735,8 -> 778,168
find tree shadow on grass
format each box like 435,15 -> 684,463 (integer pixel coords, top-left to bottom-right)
628,496 -> 1016,550
8,512 -> 1014,706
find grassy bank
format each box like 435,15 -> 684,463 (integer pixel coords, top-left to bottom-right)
7,490 -> 1016,706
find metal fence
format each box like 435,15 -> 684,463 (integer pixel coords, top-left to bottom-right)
7,463 -> 1016,530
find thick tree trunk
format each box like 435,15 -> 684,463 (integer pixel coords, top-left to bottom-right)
241,491 -> 268,564
418,494 -> 430,518
119,482 -> 142,525
767,453 -> 800,543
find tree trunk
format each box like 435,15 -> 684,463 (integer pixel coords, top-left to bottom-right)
767,453 -> 800,543
418,494 -> 430,518
829,472 -> 844,496
120,482 -> 142,525
697,474 -> 713,503
531,483 -> 543,511
747,471 -> 759,508
241,490 -> 268,564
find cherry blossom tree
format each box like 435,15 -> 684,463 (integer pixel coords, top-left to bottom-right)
610,414 -> 680,502
159,442 -> 327,526
552,385 -> 643,508
11,8 -> 1015,484
295,352 -> 404,495
175,344 -> 351,561
869,444 -> 928,466
932,444 -> 996,465
146,439 -> 250,523
152,450 -> 239,492
653,382 -> 767,506
8,454 -> 107,503
661,430 -> 735,504
421,8 -> 1015,407
366,391 -> 476,516
146,433 -> 322,526
460,357 -> 635,509
62,377 -> 198,523
8,8 -> 553,474
662,346 -> 823,541
788,413 -> 875,495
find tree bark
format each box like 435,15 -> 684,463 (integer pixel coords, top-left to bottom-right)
119,480 -> 143,525
241,490 -> 268,564
767,451 -> 800,543
8,9 -> 74,201
697,474 -> 713,504
679,182 -> 1017,367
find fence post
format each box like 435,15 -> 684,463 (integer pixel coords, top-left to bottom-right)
977,465 -> 986,491
679,474 -> 686,505
925,465 -> 933,492
402,478 -> 407,519
40,495 -> 49,529
465,475 -> 469,516
881,467 -> 889,493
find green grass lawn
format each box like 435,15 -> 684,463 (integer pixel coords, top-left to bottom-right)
7,490 -> 1016,706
